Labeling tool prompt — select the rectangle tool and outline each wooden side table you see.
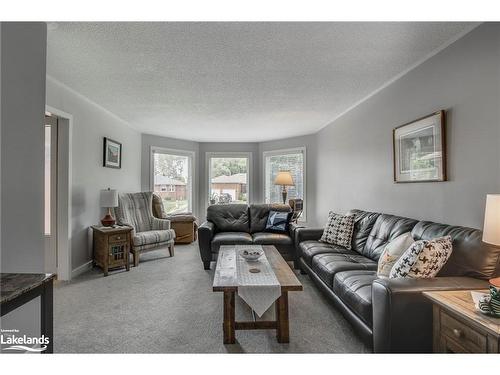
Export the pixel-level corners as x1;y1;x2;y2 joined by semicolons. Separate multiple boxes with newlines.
424;290;500;353
91;225;132;276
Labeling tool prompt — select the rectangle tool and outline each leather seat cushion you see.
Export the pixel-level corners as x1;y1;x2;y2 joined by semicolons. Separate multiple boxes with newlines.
252;232;292;246
211;232;253;252
134;229;175;246
362;214;418;261
207;204;250;232
300;240;356;267
333;270;378;326
311;252;378;287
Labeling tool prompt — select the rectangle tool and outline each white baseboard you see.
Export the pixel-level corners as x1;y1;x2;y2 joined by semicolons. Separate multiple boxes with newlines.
71;260;93;278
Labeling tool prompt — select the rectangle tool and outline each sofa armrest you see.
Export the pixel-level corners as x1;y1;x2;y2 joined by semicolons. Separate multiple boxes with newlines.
372;276;488;353
294;227;324;244
152;217;171;230
198;221;215;262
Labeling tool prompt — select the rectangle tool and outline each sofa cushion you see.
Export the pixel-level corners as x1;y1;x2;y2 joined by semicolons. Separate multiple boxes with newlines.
211;232;253;252
133;229;175;247
412;221;500;280
207;204;250;233
348;209;381;253
333;270;378;326
390;236;453;279
311;252;377;287
377;232;414;278
249;204;291;233
320;212;355;249
362;214;418;261
300;240;356;267
252;232;292;246
265;210;292;233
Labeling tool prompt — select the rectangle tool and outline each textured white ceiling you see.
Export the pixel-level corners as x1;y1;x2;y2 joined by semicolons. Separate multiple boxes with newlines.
47;22;474;142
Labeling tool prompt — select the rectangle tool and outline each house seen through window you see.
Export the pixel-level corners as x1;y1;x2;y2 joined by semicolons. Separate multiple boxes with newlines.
152;150;193;215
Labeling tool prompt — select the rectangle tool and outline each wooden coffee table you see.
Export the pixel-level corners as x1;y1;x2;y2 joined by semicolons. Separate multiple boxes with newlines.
213;245;303;344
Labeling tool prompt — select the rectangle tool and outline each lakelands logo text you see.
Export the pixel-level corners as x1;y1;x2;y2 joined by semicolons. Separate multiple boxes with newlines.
1;329;49;352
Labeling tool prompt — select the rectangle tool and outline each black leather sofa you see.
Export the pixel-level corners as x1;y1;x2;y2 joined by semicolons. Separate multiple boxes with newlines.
198;203;296;270
295;209;500;353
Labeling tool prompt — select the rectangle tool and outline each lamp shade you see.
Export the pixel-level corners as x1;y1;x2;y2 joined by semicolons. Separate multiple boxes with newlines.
274;171;294;186
483;194;500;246
100;189;118;208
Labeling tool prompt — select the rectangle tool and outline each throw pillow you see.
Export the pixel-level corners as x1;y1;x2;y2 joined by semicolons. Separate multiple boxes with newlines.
377;232;414;278
319;212;355;249
265;211;292;233
152;193;167;219
389;236;453;279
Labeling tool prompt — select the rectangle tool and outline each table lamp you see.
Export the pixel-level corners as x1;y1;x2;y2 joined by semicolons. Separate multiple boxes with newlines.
100;188;118;227
274;171;294;204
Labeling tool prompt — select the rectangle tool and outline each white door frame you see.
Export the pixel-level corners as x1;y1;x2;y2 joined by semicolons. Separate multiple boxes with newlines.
46;105;73;281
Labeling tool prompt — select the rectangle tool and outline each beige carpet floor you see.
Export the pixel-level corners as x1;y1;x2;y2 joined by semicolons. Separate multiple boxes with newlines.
54;242;370;353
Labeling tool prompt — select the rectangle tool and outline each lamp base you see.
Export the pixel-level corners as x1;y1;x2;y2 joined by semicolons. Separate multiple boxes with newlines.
281;189;287;205
101;213;116;227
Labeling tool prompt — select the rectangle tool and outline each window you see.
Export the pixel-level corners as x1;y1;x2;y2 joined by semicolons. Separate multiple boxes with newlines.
264;148;306;220
151;147;194;215
207;153;251;206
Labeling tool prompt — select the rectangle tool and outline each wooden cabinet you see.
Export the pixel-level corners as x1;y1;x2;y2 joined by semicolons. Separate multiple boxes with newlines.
424;290;500;353
91;226;132;276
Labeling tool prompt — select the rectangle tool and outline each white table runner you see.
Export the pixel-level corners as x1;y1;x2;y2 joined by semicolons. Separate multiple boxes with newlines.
235;245;281;317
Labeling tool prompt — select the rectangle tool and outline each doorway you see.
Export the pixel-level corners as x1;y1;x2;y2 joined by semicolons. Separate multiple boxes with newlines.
44;114;58;274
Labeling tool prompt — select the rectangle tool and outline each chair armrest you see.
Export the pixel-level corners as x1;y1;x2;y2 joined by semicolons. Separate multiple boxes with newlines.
152;217;171;230
198;221;215;262
372;276;488;353
294;227;324;244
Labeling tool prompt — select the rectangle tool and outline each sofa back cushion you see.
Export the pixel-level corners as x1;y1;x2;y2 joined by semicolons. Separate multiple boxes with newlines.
362;214;418;261
412;221;500;280
348;209;381;253
249;204;291;233
207;204;250;233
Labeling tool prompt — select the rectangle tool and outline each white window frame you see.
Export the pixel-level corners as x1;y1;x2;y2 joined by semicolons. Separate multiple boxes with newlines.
150;146;195;214
263;147;307;221
206;151;253;210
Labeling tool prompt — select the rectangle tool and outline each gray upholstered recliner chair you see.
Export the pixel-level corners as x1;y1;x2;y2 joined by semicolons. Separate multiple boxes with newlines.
114;192;176;266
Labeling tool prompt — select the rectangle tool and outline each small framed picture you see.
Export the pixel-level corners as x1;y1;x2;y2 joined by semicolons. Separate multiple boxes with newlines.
103;137;122;169
393;110;446;183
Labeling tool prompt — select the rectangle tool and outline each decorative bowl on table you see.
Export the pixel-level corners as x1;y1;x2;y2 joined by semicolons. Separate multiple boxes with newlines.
239;248;264;262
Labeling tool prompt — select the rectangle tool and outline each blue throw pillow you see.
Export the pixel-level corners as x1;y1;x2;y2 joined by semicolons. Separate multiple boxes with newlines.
265;211;292;233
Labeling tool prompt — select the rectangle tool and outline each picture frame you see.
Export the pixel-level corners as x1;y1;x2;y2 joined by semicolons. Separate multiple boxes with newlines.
393;110;446;183
103;137;122;169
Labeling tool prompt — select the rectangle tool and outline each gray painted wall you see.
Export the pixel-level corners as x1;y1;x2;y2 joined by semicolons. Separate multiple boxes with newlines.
0;22;47;343
46;77;142;271
315;23;500;229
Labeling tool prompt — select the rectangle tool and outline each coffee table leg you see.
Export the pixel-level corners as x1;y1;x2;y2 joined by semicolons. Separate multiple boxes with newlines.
276;291;289;343
223;291;235;344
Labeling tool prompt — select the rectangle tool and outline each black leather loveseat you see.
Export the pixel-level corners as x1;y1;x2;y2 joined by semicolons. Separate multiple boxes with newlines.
295;209;500;353
198;204;295;270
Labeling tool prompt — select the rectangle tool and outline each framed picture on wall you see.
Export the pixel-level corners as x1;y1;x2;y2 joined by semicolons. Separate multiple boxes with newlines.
393;110;446;183
103;137;122;169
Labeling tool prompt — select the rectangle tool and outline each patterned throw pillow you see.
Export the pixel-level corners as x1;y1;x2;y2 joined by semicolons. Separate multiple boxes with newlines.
377;232;414;278
389;236;453;279
319;212;355;249
265;211;292;233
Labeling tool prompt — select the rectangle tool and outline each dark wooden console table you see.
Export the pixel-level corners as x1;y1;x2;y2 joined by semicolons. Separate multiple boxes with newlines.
0;273;56;353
